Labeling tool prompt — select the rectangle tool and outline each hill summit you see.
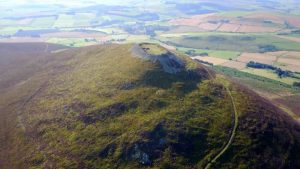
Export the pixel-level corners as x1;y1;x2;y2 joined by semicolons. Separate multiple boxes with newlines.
0;43;300;169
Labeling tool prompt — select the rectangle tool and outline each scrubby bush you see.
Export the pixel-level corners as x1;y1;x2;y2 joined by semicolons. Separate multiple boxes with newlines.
293;82;300;88
246;61;276;70
258;44;278;53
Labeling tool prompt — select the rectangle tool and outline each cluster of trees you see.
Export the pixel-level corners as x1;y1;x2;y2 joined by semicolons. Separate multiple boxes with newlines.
247;61;276;70
123;24;169;37
208;19;229;24
258;44;278;53
291;30;300;34
195;59;213;66
14;29;59;38
134;13;159;21
293;82;300;88
185;50;208;56
84;38;97;42
275;68;293;78
239;36;256;41
277;30;300;36
185;50;196;56
246;61;298;78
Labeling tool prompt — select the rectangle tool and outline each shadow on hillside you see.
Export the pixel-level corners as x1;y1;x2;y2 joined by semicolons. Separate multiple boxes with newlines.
140;65;203;94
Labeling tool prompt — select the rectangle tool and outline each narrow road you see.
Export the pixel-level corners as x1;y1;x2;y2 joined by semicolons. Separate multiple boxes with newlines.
204;87;238;169
202;65;239;169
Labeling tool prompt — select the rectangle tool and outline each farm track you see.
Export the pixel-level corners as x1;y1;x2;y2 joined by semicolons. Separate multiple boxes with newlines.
17;82;47;132
202;66;239;169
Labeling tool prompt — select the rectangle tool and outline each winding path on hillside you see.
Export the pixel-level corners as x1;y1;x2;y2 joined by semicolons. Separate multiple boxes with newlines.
17;81;48;132
202;66;239;169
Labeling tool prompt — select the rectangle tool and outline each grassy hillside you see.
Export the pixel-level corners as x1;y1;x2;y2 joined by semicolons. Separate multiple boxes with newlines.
1;43;300;169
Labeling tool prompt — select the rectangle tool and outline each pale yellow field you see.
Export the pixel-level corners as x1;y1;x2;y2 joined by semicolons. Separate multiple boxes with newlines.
265;51;289;56
237;53;277;64
277;36;300;43
198;23;221;31
282;65;300;72
217;23;240;32
191;56;228;65
243;12;286;24
242;68;299;85
278;58;300;66
169;13;216;26
283;51;300;59
237;25;280;33
221;60;246;70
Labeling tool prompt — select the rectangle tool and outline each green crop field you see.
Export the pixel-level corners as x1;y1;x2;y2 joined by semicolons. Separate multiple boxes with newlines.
0;27;20;35
30;16;57;28
73;13;96;27
241;68;300;85
46;38;94;47
0;19;19;26
213;66;300;95
53;14;74;28
217;11;254;17
176;47;241;60
160;33;300;53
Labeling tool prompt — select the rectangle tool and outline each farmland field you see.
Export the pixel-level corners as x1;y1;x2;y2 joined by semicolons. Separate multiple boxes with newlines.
73;13;96;27
221;61;246;70
213;66;300;97
192;56;228;65
160;33;300;53
53;14;74;28
46;38;95;47
236;53;277;65
242;68;300;85
30;16;56;28
176;47;240;59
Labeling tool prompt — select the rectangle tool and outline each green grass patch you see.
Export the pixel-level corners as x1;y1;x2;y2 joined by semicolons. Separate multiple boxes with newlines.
30;16;57;28
53;14;74;28
213;66;300;95
160;33;300;53
176;47;240;60
0;26;40;35
46;38;91;47
73;13;96;27
242;68;300;85
140;43;168;55
0;27;20;35
217;11;253;17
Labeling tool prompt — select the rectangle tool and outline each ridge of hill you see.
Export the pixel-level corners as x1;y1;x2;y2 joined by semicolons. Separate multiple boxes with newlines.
0;43;300;169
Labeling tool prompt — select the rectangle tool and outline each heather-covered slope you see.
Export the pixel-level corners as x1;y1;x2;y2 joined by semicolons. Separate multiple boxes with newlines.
0;43;300;169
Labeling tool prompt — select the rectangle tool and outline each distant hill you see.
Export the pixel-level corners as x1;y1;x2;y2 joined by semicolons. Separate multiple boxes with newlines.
0;43;300;169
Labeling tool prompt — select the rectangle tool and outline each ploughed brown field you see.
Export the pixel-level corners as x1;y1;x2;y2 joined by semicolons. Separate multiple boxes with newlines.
169;12;300;33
